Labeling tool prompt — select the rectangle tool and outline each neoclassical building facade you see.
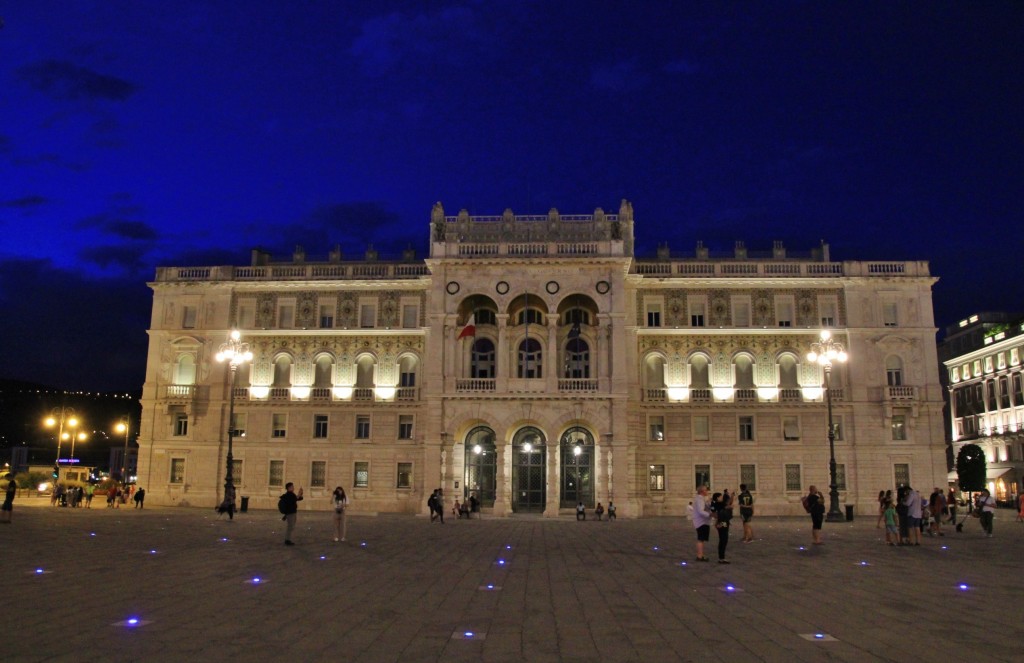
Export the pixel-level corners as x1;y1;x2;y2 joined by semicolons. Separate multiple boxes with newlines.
137;201;948;517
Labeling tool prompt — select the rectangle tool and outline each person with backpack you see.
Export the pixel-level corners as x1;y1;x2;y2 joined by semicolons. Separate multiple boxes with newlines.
278;482;303;545
803;485;825;544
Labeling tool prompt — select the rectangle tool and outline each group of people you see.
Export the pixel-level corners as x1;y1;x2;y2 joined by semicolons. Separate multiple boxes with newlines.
691;484;757;563
575;501;616;521
452;494;480;519
878;485;997;544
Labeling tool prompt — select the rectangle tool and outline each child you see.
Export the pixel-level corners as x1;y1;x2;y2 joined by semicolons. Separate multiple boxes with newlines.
883;499;898;546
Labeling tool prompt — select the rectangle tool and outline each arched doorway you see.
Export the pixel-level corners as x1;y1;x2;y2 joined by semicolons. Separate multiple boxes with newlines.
463;426;496;506
560;426;595;508
512;426;546;513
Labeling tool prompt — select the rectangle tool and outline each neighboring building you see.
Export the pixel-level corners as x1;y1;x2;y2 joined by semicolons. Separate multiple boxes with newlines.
136;201;947;516
941;313;1024;505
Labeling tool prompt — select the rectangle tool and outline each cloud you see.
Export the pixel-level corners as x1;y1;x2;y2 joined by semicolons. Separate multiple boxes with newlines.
1;195;48;209
664;59;700;75
349;7;483;76
77;212;157;241
248;201;414;259
79;244;151;271
17;59;138;101
590;59;651;92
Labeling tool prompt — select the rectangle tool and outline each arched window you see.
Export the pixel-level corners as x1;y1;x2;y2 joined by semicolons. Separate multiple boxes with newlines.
886;356;904;386
272;355;292;387
474;308;496;326
518;338;543;378
643;354;666;389
778;354;799;388
174;355;196;385
355;355;375;388
564;338;590;378
464;426;496;506
560;425;595;508
399;355;418;387
689;354;711;389
517;308;545;326
313;355;333;388
563;308;591;326
734;354;755;389
471;339;495;378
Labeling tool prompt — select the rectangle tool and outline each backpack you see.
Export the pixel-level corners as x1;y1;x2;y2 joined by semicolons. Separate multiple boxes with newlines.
278;496;287;514
801;495;811;513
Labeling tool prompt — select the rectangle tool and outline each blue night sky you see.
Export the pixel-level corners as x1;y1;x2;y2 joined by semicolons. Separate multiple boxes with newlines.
1;2;1021;392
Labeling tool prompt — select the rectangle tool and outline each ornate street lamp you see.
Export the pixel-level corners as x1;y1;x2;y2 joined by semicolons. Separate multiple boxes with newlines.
215;330;253;517
69;430;87;464
807;330;849;523
115;417;132;482
44;408;79;466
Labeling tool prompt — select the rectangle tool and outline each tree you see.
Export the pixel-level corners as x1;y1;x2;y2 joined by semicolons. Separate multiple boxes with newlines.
956;443;986;509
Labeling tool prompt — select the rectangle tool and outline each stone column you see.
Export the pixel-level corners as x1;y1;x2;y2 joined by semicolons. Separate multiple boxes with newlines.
494;440;512;516
544;438;560;517
546;314;558;393
496;314;509;391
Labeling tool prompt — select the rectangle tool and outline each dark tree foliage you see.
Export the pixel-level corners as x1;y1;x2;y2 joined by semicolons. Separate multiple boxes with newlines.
956;443;987;492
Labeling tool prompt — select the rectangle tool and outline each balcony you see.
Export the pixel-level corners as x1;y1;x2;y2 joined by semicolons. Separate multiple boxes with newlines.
269;388;289;401
353;388;374;401
780;389;803;403
735;388;757;403
161;384;201;402
311;388;331;401
690;388;712;403
887;386;916;401
396;387;419;401
456;378;496;393
559;379;598;392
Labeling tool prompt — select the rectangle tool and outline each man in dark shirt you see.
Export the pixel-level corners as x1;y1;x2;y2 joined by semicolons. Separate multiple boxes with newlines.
280;482;304;545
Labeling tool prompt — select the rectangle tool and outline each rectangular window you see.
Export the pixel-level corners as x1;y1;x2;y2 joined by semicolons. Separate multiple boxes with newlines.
1011;348;1020;365
693;416;710;442
319;304;335;329
645;300;662;327
649;416;665;441
310;461;326;488
355;415;370;439
883;302;898;327
832;415;844;441
398;415;414;440
182;306;197;329
231;459;242;487
998;353;1006;370
231;413;247;438
397;462;413;489
894;463;910;488
278;302;295;329
169;458;185;484
648;464;666;491
785;464;802;492
313;414;329;439
985;356;994;373
689;299;706;327
272;414;287;438
732;297;751;327
694;464;711;490
402;304;419;329
268;460;284;487
359;302;376;328
354;462;369;488
783;416;800;441
738;416;754;441
819;298;838;327
740;464;757;491
173;413;188;437
891;415;907;440
776;297;794;327
400;368;416;387
237;300;256;328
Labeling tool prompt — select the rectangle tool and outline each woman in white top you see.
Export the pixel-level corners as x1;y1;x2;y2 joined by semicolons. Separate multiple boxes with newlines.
332;486;349;542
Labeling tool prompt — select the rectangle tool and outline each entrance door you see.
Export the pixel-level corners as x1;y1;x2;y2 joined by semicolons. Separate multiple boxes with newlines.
560;426;594;508
464;426;496;506
511;426;546;513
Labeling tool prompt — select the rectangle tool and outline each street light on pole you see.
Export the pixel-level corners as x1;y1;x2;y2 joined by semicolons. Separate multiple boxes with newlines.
215;329;253;518
44;408;78;466
807;329;849;523
115;417;132;483
69;430;87;464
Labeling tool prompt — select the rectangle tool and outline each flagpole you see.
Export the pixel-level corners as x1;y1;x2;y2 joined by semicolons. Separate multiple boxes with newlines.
524;291;529;378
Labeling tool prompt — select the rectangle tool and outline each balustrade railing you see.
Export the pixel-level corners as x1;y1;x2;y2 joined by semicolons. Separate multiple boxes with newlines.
780;388;803;402
456;378;496;392
887;385;916;400
559;378;598;392
353;388;374;401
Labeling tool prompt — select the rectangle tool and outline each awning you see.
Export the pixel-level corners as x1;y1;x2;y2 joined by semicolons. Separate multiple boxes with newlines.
985;467;1017;482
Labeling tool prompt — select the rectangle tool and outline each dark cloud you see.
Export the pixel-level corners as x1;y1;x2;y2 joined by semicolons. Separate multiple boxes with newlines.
350;7;484;76
12;153;90;172
1;195;48;209
77;212;157;241
0;258;150;391
79;244;151;272
17;59;137;101
590;60;651;92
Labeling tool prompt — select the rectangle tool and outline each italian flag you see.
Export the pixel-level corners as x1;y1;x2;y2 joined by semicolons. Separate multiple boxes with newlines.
458;314;476;340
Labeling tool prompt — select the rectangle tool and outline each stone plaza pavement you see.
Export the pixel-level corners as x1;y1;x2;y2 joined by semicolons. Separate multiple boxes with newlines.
4;498;1023;663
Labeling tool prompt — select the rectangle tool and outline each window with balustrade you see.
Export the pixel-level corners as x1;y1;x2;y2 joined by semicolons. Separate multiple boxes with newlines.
471;339;495;378
885;356;904;387
518;339;542;378
564;338;590;379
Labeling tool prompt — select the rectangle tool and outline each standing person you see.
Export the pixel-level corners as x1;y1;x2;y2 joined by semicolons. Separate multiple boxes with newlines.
218;484;236;520
904;486;922;546
804;485;825;544
427;489;437;522
607;501;616;520
977;488;996;537
279;482;303;545
692;485;712;562
896;486;910;544
468;493;479;518
946;487;958;527
929;488;946;536
738;484;754;543
883;499;899;545
1;474;15;524
134;487;146;509
331;486;348;542
711;491;733;563
435;488;445;524
875;490;886;529
1017;493;1024;523
85;483;94;508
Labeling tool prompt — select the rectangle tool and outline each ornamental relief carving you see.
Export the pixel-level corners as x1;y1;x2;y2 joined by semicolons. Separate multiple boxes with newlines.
640;333;829;358
753;290;773;326
666;295;686;327
256;294;275;328
709;294;729;326
296;293;317;329
796;290;816;327
338;294;357;327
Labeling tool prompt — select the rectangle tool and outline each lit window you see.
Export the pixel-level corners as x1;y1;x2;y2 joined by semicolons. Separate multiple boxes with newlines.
354;462;369;488
397;462;412;489
311;461;326;488
891;415;907;441
169;458;185;484
398;415;414;440
785;464;801;492
648;465;666;491
268;461;284;487
649;416;665;441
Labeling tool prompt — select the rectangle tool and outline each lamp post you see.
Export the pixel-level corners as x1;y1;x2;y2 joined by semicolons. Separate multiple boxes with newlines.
69;430;87;464
215;330;253;518
807;330;848;523
44;407;78;467
115;418;131;482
